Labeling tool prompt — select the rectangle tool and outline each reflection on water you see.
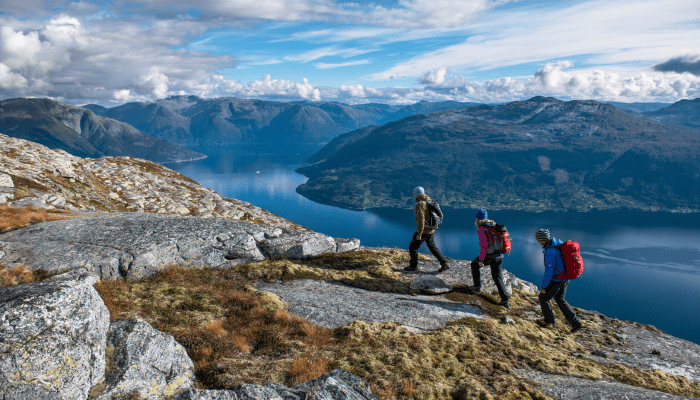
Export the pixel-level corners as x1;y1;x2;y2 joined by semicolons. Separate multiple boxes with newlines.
170;149;700;344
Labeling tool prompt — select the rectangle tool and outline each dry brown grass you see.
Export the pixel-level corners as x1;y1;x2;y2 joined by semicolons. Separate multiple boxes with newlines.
0;204;74;232
0;264;62;288
0;264;34;287
288;355;329;386
94;266;333;389
93;260;700;400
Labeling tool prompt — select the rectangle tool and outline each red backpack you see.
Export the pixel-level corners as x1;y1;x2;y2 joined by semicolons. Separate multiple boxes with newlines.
484;223;512;255
554;240;584;280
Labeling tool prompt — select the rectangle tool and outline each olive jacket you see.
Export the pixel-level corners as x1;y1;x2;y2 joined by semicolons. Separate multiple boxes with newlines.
414;194;436;236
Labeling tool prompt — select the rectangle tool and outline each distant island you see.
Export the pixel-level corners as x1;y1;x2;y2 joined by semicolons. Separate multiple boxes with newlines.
297;96;700;212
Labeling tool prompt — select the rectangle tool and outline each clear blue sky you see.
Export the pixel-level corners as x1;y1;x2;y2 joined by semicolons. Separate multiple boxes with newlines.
1;0;698;105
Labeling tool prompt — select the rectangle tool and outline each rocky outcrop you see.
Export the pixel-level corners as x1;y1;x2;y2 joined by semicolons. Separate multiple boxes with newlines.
0;133;297;228
516;369;696;400
256;279;484;332
0;269;109;400
95;320;195;400
177;369;378;400
0;213;360;280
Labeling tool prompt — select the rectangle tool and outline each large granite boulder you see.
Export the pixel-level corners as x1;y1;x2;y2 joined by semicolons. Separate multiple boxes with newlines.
177;369;378;400
0;269;109;400
96;320;195;400
0;213;360;281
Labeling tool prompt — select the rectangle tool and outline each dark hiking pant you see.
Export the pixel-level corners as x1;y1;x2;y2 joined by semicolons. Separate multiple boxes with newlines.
539;280;581;327
409;233;446;268
470;256;508;302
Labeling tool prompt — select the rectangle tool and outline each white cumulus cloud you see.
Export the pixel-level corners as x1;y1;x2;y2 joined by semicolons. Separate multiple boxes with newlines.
419;67;448;85
219;75;321;101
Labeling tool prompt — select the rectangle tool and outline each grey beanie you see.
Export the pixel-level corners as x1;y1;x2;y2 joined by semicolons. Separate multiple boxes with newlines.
535;229;551;240
413;186;425;196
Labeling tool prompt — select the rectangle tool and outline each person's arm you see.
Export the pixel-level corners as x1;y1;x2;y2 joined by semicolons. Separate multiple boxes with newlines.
478;226;488;262
414;202;426;237
541;249;555;289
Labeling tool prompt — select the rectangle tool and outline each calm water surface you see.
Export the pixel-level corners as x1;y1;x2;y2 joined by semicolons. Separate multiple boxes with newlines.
169;149;700;345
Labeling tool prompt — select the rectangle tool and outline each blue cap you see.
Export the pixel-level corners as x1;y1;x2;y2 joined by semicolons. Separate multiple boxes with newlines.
475;208;487;220
413;186;425;196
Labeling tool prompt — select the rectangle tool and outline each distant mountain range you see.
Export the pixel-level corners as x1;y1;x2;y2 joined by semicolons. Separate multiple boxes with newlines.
640;98;700;130
297;96;700;212
0;98;205;163
84;96;481;151
603;101;671;114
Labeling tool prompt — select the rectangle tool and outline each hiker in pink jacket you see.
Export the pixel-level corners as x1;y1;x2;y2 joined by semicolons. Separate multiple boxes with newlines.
470;208;509;309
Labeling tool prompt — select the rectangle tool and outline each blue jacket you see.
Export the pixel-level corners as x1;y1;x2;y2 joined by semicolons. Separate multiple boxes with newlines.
541;238;565;289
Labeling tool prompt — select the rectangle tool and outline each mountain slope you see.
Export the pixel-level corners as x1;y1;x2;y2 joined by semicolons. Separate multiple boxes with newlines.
0;98;205;163
297;97;700;211
85;96;481;151
642;98;700;130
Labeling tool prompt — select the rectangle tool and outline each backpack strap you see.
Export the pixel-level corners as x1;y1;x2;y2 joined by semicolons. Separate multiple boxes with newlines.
553;245;566;277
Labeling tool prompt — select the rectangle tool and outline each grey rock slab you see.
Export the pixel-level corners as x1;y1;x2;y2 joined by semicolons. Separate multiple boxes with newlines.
517;369;695;400
0;269;109;400
96;320;195;400
583;311;700;383
0;213;353;280
256;279;484;331
410;276;452;294
294;368;378;400
176;369;377;400
259;228;336;259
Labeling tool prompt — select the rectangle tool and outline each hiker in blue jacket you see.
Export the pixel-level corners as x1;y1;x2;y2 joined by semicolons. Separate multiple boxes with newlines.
535;229;583;333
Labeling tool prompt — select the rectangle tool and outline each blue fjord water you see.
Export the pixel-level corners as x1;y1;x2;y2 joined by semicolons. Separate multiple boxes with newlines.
168;149;700;345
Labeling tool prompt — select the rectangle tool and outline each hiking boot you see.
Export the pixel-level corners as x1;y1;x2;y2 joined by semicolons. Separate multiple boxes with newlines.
570;322;584;333
498;299;510;309
403;266;418;272
437;261;449;272
535;319;554;328
469;286;481;294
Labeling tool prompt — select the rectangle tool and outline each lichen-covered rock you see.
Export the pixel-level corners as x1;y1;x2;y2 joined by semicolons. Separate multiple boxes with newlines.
259;229;337;259
95;320;195;400
409;276;452;294
176;369;377;400
256;279;484;330
294;368;378;399
335;238;361;253
0;269;109;400
0;213;359;281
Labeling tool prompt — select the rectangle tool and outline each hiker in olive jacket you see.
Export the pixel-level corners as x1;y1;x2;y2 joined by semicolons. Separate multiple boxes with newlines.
405;186;448;272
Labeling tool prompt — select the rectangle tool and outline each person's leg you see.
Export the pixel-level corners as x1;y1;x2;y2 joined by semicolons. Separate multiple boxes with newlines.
553;280;581;327
538;281;563;324
407;235;423;270
423;233;446;264
470;257;482;288
489;257;508;302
